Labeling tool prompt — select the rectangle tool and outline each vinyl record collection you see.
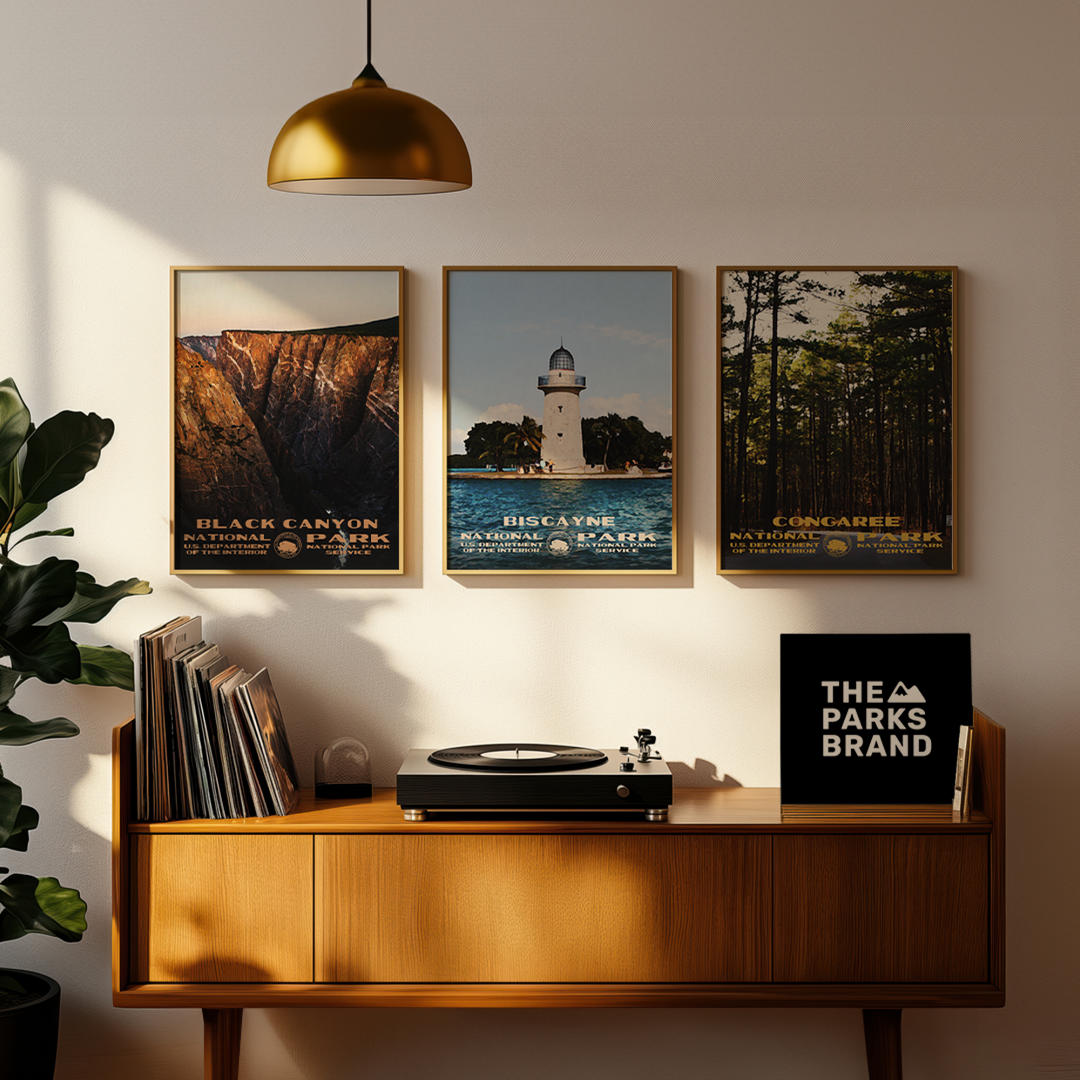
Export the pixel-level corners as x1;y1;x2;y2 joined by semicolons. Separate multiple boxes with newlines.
134;616;300;821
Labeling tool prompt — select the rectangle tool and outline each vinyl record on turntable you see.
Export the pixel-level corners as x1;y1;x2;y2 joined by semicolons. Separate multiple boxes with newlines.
397;738;672;821
428;743;607;772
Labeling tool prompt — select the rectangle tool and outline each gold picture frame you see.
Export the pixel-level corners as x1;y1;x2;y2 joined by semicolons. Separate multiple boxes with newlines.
717;267;957;575
444;266;677;575
171;266;404;574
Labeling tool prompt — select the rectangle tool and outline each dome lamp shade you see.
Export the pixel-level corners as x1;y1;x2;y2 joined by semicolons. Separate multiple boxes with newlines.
267;4;471;195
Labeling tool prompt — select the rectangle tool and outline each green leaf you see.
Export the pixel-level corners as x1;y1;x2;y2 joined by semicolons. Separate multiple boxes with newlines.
68;644;134;691
9;527;75;551
0;665;20;708
1;622;81;683
38;571;151;626
10;501;47;532
21;411;114;506
0;873;86;942
0;707;79;746
0;458;17;538
0;557;79;635
0;909;28;941
1;803;39;852
0;380;31;473
0;775;21;846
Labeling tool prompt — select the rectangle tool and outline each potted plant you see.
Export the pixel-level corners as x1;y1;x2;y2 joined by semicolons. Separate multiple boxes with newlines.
0;378;149;1079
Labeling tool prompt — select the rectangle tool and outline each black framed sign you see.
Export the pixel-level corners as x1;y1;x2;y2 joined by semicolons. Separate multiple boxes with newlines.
780;633;972;804
718;268;957;575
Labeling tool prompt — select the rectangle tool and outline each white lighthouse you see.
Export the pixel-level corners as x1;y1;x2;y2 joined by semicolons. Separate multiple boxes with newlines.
538;342;586;472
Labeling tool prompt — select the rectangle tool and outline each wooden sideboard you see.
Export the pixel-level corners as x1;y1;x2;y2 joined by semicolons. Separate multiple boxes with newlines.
112;710;1005;1080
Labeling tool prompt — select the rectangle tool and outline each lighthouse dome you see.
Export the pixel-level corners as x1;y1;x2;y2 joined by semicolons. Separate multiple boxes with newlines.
549;344;575;370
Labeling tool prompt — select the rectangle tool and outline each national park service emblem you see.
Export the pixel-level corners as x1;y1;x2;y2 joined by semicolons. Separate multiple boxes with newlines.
545;530;576;557
822;534;853;559
273;532;303;559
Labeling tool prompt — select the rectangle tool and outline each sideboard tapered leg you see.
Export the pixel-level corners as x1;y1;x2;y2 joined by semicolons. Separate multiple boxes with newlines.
862;1008;902;1080
203;1008;243;1080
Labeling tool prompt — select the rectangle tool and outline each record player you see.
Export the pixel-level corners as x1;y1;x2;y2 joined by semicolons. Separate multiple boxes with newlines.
396;729;672;821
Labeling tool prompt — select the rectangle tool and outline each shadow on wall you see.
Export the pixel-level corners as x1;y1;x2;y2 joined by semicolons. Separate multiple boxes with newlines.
260;1003;869;1080
46;582;419;1075
166;584;420;788
667;758;742;787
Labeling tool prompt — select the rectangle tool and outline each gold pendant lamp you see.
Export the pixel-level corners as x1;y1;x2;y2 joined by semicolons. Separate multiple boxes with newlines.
267;0;471;195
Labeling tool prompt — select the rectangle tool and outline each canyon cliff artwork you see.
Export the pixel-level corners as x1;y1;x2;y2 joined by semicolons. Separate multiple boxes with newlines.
172;267;403;573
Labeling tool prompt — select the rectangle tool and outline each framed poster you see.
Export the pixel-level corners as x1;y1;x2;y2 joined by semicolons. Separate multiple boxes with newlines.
443;267;677;575
780;633;972;804
172;266;403;574
717;267;957;574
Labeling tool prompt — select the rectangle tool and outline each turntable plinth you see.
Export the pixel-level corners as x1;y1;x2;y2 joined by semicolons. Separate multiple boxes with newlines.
112;711;1005;1080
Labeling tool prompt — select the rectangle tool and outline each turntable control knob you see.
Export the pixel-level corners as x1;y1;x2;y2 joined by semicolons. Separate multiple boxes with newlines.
616;784;630;798
619;761;635;772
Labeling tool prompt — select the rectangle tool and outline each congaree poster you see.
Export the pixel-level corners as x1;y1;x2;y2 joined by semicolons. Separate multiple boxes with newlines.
444;267;676;574
172;267;403;574
718;267;956;574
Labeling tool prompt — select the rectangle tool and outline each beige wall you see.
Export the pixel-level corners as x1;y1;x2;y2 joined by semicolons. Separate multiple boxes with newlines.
2;1;1077;1076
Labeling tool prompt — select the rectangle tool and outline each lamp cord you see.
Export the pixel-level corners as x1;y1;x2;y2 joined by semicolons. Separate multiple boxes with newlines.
367;0;372;68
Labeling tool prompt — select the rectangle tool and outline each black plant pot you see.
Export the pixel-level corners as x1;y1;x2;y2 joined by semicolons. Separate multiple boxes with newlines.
0;969;61;1080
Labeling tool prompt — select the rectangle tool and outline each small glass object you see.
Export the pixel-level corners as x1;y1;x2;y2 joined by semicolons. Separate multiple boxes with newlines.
315;737;372;799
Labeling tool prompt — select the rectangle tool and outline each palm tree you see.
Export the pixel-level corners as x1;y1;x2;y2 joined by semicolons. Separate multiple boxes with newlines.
503;416;542;466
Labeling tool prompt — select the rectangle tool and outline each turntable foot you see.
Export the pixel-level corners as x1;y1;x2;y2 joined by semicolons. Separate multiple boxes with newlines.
403;808;428;821
644;808;669;822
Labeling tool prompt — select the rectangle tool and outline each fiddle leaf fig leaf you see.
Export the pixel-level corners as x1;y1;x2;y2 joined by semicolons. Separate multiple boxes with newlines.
1;803;39;852
1;621;81;683
0;380;31;473
21;411;114;505
0;909;27;941
0;707;79;746
10;501;48;532
0;775;21;846
38;571;151;625
0;557;79;635
10;527;75;551
0;666;20;708
68;644;134;691
0;873;86;942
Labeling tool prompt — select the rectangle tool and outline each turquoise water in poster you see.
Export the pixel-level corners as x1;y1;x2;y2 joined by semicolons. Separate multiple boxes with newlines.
447;476;673;571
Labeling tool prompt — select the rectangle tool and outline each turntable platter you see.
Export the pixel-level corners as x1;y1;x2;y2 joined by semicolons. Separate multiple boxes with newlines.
428;743;608;772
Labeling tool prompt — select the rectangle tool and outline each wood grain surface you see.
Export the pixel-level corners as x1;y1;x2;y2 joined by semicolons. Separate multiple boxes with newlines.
112;712;1004;1012
863;1009;903;1080
203;1009;242;1080
112;721;133;993
127;785;991;836
133;834;313;983
113;980;1004;1010
316;833;771;983
973;708;1006;989
773;834;988;983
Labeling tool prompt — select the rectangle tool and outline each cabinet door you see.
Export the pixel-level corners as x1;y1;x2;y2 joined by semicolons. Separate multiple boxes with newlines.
773;835;988;983
316;834;770;983
133;834;313;983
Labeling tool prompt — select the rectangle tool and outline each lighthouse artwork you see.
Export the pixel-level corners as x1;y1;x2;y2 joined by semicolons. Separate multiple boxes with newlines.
444;266;677;574
539;341;586;472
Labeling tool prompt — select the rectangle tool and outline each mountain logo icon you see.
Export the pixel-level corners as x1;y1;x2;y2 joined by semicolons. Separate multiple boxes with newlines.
888;682;925;703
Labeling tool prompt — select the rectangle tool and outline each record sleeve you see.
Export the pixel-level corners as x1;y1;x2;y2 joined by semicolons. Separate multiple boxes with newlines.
234;668;300;816
780;632;972;804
